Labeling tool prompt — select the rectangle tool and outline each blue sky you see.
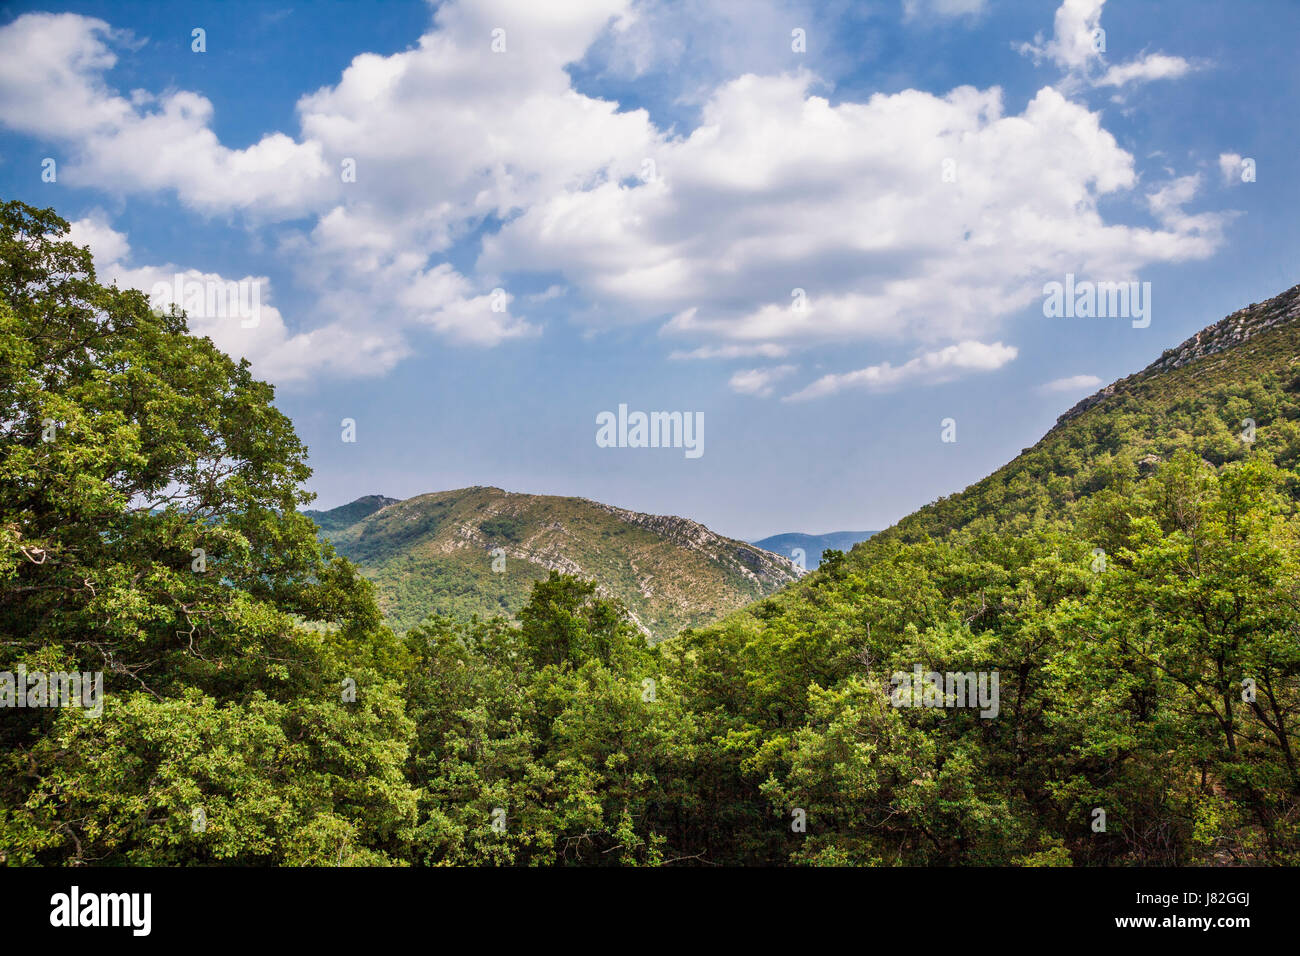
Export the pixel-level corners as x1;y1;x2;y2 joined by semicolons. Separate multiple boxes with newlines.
1;0;1296;540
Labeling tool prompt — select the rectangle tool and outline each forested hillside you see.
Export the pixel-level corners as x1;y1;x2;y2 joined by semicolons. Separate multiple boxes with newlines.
883;286;1300;544
659;282;1300;865
4;199;1297;866
397;281;1300;865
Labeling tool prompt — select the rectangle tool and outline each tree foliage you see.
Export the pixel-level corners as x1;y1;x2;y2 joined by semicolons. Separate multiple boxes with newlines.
4;198;1299;866
0;200;414;864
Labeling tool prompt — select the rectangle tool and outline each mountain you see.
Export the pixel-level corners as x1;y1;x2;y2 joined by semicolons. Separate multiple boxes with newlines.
751;531;876;569
669;281;1300;865
307;486;802;642
878;282;1300;545
304;494;399;533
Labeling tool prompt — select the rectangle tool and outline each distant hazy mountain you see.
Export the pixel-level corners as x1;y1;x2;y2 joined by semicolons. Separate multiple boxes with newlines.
751;531;877;570
306;487;802;642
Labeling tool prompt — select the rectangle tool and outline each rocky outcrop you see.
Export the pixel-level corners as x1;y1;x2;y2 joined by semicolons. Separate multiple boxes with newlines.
1057;283;1300;427
591;501;802;589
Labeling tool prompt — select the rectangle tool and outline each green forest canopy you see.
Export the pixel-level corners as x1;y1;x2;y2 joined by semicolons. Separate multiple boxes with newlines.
2;198;1298;865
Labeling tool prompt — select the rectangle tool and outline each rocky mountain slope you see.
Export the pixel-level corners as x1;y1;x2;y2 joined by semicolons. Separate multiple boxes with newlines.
1058;283;1300;426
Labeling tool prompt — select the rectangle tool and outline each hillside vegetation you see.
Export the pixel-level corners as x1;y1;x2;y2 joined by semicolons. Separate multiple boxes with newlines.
659;283;1300;864
884;287;1300;544
308;486;801;642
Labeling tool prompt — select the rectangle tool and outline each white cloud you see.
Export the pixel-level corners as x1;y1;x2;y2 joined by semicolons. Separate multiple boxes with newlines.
580;0;840;102
486;77;1227;351
0;13;130;139
282;204;536;350
784;341;1018;401
66;212;130;268
729;365;796;397
68;213;463;383
1;6;556;369
1017;0;1105;74
1018;0;1199;91
0;4;648;219
1038;373;1103;393
1144;174;1229;254
293;0;655;243
0;5;648;242
0;14;331;216
2;0;1232;395
1097;53;1193;87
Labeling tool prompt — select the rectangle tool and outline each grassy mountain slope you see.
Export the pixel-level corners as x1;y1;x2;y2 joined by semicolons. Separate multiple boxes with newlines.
309;486;801;641
752;531;877;569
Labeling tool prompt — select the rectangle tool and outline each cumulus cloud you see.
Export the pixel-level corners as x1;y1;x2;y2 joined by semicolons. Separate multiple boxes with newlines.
487;76;1226;352
1;0;1229;396
1018;0;1199;91
281;204;535;350
1038;373;1103;393
0;14;331;216
67;213;500;383
292;0;656;251
2;5;551;368
1018;0;1108;74
0;5;652;221
784;341;1018;401
729;365;797;397
65;212;130;268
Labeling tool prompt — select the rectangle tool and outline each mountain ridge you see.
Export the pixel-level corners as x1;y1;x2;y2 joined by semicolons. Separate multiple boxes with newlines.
1057;283;1300;427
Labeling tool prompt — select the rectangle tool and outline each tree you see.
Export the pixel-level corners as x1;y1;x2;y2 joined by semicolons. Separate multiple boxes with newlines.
0;199;415;864
404;576;684;865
